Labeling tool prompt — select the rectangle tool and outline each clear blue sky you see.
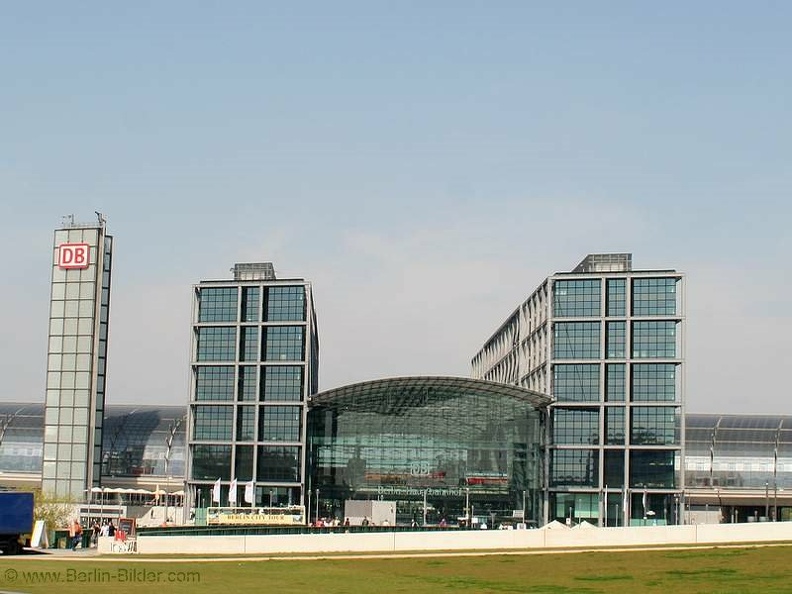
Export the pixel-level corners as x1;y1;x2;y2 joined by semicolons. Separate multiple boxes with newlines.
1;2;790;413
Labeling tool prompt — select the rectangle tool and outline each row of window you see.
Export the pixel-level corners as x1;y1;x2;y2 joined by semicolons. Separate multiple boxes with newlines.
553;363;678;402
191;444;300;482
553;407;680;445
553;278;678;318
553;321;677;359
550;449;676;488
196;326;305;362
194;365;304;402
193;405;303;442
198;286;306;323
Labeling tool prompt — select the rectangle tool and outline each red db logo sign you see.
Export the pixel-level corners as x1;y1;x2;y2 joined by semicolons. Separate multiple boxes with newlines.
58;243;90;269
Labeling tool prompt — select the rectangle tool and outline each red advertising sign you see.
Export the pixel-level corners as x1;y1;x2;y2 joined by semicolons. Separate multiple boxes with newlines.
58;243;90;269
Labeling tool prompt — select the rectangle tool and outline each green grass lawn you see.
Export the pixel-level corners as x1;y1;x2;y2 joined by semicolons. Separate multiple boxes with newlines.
2;545;791;593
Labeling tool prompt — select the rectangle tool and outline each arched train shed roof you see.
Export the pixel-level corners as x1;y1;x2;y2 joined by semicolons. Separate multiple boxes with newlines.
310;376;551;411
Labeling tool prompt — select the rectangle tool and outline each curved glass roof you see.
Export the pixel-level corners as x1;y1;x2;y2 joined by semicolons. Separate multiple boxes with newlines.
0;403;186;479
311;376;551;411
685;414;792;489
0;404;46;473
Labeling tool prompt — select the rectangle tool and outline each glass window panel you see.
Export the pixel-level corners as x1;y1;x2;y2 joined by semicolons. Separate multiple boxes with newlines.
236;406;256;441
632;321;676;358
553;409;599;445
238;366;257;401
630;450;676;488
261;366;304;402
604;450;625;488
553;322;600;359
553;279;601;317
235;445;255;481
553;364;600;402
264;286;306;322
259;406;302;441
605;408;625;445
198;287;238;322
194;366;235;401
191;445;232;480
239;326;259;362
193;405;234;441
605;321;626;359
606;279;626;317
257;446;301;482
632;277;678;316
631;407;679;445
631;364;677;401
241;287;260;322
196;327;237;362
550;449;598;488
263;327;304;362
606;364;625;402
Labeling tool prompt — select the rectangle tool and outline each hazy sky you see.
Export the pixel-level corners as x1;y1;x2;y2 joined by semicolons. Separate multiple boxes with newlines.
1;2;790;414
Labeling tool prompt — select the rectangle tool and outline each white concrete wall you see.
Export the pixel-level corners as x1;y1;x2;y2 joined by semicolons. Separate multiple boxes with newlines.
129;522;792;556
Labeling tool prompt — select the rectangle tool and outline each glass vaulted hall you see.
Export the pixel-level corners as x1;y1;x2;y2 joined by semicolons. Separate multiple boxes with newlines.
308;377;550;527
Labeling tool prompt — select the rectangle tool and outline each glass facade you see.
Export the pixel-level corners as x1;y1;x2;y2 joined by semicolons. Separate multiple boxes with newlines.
473;256;684;526
309;377;549;526
6;404;792;526
187;266;319;511
42;221;112;499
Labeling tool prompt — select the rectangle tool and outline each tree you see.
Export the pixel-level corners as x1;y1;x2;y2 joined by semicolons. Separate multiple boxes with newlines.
32;488;76;531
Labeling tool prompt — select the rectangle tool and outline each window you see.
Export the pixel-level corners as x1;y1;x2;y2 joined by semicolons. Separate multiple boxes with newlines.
237;366;257;401
632;278;677;316
195;366;234;401
239;327;259;362
198;288;238;322
261;366;304;401
263;327;304;361
630;450;676;488
606;278;626;316
553;322;601;359
605;364;625;402
236;406;256;441
553;409;599;445
605;408;625;445
631;407;679;445
265;286;305;322
631;364;677;401
553;280;601;317
550;449;598;487
241;287;260;322
632;321;676;358
257;446;301;482
196;327;236;362
553;365;600;402
259;406;302;441
193;405;233;441
191;445;232;480
605;321;626;359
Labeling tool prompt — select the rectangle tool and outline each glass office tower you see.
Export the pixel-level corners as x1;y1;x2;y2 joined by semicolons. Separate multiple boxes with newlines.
186;263;319;514
472;254;685;526
42;215;113;499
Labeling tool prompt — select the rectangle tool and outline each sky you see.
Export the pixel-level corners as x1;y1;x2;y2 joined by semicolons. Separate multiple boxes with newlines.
1;2;790;414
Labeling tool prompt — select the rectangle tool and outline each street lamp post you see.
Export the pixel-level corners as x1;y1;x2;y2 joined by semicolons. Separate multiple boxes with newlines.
765;481;770;520
315;488;319;524
465;488;470;529
269;489;274;508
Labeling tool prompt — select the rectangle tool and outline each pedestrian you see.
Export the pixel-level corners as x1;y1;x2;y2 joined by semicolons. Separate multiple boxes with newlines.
91;521;100;547
69;519;83;550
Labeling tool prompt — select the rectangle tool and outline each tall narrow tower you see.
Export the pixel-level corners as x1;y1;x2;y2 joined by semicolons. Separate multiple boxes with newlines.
186;263;319;516
472;254;685;526
42;214;113;499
